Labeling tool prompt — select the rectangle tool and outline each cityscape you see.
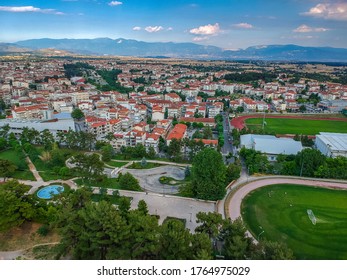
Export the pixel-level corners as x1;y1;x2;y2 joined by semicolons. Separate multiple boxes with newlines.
0;0;347;263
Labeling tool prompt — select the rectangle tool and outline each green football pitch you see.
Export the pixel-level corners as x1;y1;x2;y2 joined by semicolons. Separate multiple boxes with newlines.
241;184;347;259
245;118;347;135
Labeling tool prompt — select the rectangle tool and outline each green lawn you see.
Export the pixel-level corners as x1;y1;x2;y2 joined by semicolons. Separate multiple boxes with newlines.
105;160;129;168
241;184;347;259
245;118;347;135
127;162;162;169
0;149;35;181
74;178;122;190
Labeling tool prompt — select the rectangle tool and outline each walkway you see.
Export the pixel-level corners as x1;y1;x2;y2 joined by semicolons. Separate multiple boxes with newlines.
25;156;43;181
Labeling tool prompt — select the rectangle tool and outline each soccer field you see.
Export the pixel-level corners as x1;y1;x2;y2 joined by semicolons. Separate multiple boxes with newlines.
241;184;347;259
245;118;347;135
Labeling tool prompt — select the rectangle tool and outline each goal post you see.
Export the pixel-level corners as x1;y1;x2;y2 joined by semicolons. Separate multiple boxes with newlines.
307;209;317;225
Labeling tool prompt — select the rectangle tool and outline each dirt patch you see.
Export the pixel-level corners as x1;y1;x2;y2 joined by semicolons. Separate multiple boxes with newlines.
0;222;60;251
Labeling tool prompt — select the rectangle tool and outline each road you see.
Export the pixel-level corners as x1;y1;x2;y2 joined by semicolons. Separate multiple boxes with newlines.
220;112;233;158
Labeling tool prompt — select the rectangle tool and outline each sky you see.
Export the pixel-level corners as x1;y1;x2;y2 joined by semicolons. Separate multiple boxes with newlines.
0;0;346;49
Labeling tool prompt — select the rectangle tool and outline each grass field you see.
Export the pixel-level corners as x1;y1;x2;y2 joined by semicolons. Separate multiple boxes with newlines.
241;184;347;260
105;160;129;168
0;149;35;180
245;118;347;135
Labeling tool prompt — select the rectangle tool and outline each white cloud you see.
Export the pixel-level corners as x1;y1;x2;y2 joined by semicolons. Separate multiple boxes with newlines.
108;1;123;6
303;3;347;21
167;27;173;31
192;36;209;42
233;22;254;29
144;26;164;33
189;23;220;35
132;26;142;31
0;6;64;14
293;24;329;33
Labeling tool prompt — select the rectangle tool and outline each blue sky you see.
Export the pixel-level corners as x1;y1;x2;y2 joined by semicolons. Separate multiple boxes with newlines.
0;0;346;49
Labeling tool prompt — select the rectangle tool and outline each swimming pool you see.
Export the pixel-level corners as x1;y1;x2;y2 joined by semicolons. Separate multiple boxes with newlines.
37;185;64;199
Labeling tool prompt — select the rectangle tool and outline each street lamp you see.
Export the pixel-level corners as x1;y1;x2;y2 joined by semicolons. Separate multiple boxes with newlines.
258;230;265;240
189;212;192;222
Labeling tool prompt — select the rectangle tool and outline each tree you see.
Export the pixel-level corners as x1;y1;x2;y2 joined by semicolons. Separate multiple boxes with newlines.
71;108;85;120
195;212;224;240
71;153;104;184
147;146;156;159
101;144;114;162
118;172;141;191
141;157;147;167
220;218;254;260
167;138;182;161
225;163;241;183
158;220;192;260
236;106;244;113
190;148;226;200
202;126;213;139
0;159;17;181
39;129;55;150
299;104;306;112
296;149;325;177
254;240;295;260
0;180;35;231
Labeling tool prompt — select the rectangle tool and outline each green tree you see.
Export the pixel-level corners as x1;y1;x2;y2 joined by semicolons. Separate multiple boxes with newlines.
167;138;182;161
220;218;254;260
254;240;295;260
147;146;156;159
225;163;241;183
195;212;224;240
101;144;114;162
202;126;213;139
0;159;17;181
191;148;226;200
296;149;325;177
158;220;192;260
39;129;55;150
118;172;142;191
71;153;104;184
0;180;35;231
71;108;85;120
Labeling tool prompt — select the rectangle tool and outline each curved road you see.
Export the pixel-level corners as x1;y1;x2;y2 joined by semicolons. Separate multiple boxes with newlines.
227;178;347;221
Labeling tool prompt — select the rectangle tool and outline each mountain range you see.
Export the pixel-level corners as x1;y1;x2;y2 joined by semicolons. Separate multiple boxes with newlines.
1;38;347;62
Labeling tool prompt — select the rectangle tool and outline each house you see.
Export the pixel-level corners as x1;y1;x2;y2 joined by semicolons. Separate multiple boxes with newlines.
166;124;187;145
151;105;165;121
145;133;161;153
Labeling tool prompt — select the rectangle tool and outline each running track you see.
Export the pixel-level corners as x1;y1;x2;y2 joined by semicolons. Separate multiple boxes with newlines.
227;178;347;221
231;114;347;130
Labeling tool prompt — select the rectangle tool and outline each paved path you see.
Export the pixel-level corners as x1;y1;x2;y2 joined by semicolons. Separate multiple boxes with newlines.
123;165;185;194
25;156;43;181
116;189;216;232
226;177;347;221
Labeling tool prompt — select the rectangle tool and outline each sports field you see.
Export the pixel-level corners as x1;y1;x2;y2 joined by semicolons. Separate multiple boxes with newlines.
241;184;347;259
245;118;347;135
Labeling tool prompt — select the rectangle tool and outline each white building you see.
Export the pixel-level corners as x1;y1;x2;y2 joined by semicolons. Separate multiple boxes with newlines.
0;117;76;138
315;132;347;158
241;134;303;161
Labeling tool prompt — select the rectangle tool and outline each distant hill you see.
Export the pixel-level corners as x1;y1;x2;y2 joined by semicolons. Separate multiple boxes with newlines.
0;43;31;54
5;38;347;61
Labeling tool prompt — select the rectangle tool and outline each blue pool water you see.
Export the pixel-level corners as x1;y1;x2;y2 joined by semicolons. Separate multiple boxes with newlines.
37;185;64;199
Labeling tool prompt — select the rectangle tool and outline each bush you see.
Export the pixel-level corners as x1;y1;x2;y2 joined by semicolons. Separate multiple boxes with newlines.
37;224;49;236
